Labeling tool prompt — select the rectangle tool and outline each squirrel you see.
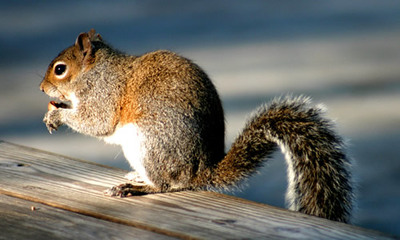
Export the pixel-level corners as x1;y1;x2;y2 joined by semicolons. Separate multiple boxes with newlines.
40;29;353;223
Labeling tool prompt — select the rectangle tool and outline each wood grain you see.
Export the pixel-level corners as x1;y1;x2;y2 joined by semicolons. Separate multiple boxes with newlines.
0;194;175;240
0;141;397;239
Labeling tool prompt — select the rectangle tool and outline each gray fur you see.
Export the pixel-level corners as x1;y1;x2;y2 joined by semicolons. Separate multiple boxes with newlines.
214;96;353;222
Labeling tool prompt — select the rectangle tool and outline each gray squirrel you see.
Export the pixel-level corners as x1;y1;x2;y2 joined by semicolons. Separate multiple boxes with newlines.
40;29;353;222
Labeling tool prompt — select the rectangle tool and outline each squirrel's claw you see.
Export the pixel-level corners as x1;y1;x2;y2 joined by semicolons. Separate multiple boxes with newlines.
46;124;58;134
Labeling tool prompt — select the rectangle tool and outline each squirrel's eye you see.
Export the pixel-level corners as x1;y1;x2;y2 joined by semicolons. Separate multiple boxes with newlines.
54;64;67;76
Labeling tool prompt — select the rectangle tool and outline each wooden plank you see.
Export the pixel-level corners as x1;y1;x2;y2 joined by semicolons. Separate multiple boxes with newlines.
0;141;397;239
0;194;175;240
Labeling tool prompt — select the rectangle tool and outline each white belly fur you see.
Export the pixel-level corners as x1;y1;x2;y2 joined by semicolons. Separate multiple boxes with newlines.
103;123;153;185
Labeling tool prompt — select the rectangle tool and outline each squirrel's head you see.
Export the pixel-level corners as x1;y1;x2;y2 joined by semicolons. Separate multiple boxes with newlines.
40;29;103;102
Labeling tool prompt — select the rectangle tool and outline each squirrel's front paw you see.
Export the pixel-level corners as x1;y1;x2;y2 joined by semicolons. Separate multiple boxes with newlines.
43;110;63;134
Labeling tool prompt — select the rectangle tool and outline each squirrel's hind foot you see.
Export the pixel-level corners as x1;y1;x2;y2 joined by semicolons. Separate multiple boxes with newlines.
104;183;159;197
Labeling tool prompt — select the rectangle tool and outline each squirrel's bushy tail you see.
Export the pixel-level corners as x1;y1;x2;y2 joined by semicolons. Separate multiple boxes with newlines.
211;96;353;222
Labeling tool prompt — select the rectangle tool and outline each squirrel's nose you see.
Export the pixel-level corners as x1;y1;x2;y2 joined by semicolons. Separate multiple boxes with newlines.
39;82;45;92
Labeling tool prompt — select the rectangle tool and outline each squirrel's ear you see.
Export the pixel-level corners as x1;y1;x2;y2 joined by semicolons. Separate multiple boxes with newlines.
88;29;103;42
75;32;93;59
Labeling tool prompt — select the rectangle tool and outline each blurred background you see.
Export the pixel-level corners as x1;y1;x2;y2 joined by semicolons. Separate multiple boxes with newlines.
1;0;399;236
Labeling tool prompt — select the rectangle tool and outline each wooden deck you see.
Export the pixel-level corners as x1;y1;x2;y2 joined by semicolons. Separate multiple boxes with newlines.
0;140;397;240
